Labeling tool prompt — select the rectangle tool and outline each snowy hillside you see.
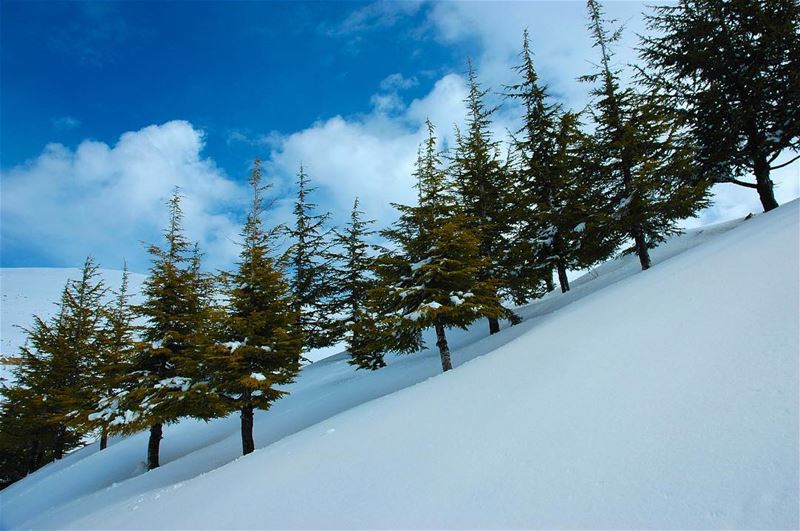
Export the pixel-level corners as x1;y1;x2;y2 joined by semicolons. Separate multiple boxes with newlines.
1;202;798;529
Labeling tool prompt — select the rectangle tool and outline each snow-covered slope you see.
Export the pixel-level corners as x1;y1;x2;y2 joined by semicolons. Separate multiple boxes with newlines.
2;202;797;529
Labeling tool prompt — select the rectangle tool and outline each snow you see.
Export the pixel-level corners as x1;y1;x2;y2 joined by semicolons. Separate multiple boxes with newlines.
249;373;266;382
1;202;798;529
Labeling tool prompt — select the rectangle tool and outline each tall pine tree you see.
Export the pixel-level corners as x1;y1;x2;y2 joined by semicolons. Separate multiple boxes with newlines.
380;121;505;371
100;190;224;470
450;61;517;333
507;31;614;293
581;0;709;270
284;165;335;353
217;160;302;455
638;0;800;212
328;198;383;370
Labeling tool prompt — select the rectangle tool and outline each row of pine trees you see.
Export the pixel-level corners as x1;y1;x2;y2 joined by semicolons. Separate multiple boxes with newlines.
1;0;797;489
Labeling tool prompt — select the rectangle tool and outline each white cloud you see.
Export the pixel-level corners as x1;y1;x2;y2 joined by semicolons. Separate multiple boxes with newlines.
380;73;418;91
266;74;469;232
1;120;245;272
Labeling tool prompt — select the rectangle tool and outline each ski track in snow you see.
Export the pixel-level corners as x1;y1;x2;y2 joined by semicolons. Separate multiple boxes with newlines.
1;201;797;529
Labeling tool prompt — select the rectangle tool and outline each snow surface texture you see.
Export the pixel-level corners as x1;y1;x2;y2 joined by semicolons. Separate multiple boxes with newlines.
1;202;798;529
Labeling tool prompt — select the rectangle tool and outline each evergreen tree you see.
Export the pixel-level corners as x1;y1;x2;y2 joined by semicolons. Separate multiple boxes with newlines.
99;190;223;470
506;31;616;293
380;121;505;372
328;198;384;370
217;160;302;455
284;165;335;352
83;266;137;450
581;0;710;270
450;61;518;333
639;0;800;212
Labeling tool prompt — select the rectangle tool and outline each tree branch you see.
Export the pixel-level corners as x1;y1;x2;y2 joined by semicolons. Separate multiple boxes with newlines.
770;153;800;170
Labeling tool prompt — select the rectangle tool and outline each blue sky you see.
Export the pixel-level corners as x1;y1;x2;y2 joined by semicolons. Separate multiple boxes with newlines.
2;1;798;272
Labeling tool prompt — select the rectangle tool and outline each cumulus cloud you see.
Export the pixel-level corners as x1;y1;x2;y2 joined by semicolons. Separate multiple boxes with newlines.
1;120;245;272
266;73;470;232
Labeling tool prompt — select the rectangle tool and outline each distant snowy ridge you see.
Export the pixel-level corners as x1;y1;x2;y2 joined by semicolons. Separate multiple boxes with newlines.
1;202;797;529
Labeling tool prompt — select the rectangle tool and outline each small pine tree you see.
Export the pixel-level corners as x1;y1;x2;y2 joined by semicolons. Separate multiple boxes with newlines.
284;165;335;353
104;190;224;470
216;160;302;455
450;61;518;333
581;0;710;270
328;198;383;370
638;0;800;212
381;121;505;372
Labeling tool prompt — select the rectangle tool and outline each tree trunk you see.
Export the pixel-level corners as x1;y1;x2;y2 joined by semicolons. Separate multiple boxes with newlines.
544;271;555;292
27;438;41;473
241;405;255;455
754;155;779;212
488;317;500;335
434;320;453;372
556;261;570;293
100;425;108;450
53;423;66;460
147;423;163;470
632;225;651;271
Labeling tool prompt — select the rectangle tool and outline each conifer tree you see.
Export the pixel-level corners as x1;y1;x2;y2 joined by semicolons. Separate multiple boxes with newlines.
581;0;710;271
638;0;799;212
217;160;302;455
100;190;223;470
328;198;383;369
507;31;615;292
450;62;517;333
284;165;335;352
82;266;137;450
381;121;505;372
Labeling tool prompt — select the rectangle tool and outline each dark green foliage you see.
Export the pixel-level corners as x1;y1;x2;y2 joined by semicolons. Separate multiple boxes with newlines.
582;0;710;270
102;190;223;468
328;198;384;370
0;258;109;486
507;31;616;293
284;166;335;352
379;121;506;371
638;0;800;212
450;62;518;331
216;160;302;455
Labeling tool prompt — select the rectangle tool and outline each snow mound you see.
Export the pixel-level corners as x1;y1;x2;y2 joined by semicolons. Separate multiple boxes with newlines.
1;202;797;529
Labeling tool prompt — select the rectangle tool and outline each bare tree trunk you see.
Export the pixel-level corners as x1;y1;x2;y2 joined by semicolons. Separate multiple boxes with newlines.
147;423;162;470
632;224;651;270
434;320;453;372
100;425;108;450
488;317;500;335
53;424;66;460
754;154;779;212
241;405;255;455
556;261;570;293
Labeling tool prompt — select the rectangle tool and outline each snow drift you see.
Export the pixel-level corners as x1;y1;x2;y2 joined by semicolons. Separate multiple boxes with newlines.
1;201;797;529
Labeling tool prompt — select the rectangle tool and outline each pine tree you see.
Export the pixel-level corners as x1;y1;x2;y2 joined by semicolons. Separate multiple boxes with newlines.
84;266;137;450
581;0;710;271
101;190;224;470
328;198;384;369
639;0;799;212
380;121;505;372
284;165;335;352
506;31;616;293
450;61;518;333
216;160;302;455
